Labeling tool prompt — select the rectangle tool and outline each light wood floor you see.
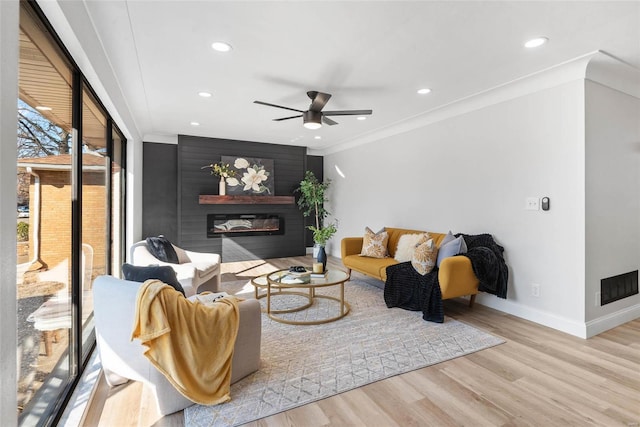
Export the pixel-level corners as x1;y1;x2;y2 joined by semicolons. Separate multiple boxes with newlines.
84;255;640;426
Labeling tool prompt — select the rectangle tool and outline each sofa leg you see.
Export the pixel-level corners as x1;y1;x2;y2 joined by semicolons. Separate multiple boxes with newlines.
469;294;476;308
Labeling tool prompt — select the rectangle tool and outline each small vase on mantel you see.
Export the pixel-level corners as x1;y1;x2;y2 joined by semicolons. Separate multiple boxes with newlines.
219;178;226;196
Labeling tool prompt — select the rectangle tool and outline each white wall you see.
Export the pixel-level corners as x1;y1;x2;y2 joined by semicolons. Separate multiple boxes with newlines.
585;80;640;329
325;79;589;336
0;1;19;424
326;54;640;338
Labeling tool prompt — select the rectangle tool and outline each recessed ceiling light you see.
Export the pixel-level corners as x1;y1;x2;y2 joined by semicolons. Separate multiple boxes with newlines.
198;92;212;98
314;135;322;140
190;121;200;126
35;106;52;111
417;88;431;95
357;116;367;121
524;37;548;48
211;41;232;52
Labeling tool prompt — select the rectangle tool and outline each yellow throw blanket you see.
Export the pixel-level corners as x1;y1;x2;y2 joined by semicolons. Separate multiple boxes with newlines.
131;279;240;405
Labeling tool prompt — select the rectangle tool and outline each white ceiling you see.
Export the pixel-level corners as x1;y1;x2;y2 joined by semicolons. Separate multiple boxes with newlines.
83;1;640;152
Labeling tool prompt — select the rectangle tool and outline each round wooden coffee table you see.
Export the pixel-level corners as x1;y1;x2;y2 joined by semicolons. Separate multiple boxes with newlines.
252;269;351;325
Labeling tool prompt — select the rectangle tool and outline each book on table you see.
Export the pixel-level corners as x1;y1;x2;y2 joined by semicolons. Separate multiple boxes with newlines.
286;270;311;277
310;270;328;278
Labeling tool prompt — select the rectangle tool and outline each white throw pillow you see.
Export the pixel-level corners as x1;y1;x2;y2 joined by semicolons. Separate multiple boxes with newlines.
394;233;429;262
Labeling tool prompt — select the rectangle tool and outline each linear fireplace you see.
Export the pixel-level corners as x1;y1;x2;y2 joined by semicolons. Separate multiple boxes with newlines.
207;213;284;238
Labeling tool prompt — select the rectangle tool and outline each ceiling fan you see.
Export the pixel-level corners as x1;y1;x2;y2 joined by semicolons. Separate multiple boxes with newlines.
254;91;372;130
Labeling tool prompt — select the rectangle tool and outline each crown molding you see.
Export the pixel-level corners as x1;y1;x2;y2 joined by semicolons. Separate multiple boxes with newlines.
143;134;178;144
586;51;640;99
322;51;639;156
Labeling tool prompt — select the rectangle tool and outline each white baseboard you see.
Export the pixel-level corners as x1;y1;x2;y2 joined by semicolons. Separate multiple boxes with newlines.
474;294;588;338
585;303;640;338
474;295;640;339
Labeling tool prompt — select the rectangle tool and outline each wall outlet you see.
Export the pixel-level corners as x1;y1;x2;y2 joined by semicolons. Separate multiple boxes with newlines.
595;291;601;306
526;197;540;211
531;283;540;297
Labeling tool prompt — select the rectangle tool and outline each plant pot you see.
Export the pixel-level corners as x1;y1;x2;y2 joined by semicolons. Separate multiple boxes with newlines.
312;243;322;258
316;245;327;271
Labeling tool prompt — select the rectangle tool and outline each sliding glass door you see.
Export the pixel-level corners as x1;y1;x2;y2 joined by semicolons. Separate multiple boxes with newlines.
16;1;126;424
16;2;75;421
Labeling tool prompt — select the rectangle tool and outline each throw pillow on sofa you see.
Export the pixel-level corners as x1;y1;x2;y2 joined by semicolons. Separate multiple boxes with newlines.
436;231;468;267
360;227;389;258
395;233;429;262
411;237;438;275
145;235;179;264
122;263;186;296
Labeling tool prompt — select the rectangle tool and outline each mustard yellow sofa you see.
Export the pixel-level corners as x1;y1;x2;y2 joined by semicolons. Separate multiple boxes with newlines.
341;227;479;305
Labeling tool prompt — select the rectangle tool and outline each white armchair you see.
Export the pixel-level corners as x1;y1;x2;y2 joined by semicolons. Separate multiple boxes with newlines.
93;275;262;415
130;240;221;297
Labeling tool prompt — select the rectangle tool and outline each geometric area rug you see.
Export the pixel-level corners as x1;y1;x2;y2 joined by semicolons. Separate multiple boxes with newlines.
184;278;504;426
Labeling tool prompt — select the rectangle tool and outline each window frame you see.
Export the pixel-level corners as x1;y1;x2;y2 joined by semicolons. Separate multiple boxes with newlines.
17;1;127;424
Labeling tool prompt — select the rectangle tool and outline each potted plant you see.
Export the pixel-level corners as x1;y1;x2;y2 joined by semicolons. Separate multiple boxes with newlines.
296;171;338;265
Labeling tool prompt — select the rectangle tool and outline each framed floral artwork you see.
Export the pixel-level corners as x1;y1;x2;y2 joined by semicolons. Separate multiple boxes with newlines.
222;156;274;195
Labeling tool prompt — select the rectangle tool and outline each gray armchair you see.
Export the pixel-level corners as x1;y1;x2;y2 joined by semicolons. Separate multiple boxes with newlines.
130;240;221;296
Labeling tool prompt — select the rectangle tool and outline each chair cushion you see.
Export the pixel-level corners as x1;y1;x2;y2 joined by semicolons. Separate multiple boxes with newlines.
145;235;179;263
343;254;398;280
122;263;185;296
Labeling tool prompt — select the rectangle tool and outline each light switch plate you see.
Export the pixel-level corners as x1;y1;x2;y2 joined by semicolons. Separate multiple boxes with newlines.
526;197;540;210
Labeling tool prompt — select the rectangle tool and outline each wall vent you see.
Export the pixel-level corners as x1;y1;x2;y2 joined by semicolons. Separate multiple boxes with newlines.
601;270;638;305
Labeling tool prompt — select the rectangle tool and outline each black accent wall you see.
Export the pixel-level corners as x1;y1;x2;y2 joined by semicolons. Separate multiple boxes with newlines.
177;135;309;261
142;142;178;242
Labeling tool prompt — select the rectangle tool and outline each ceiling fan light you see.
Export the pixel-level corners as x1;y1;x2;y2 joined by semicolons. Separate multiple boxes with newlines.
304;122;322;130
303;110;322;130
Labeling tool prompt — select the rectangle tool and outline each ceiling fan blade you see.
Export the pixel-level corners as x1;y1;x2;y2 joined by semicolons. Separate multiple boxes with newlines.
323;109;372;116
273;114;303;121
254;100;304;113
308;91;332;112
322;116;338;126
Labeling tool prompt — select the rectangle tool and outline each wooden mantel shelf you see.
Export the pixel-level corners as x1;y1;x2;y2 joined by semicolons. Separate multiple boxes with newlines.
199;195;295;205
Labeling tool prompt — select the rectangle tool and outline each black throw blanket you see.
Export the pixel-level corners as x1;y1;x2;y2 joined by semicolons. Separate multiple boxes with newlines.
456;233;508;299
384;262;444;323
383;233;508;323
